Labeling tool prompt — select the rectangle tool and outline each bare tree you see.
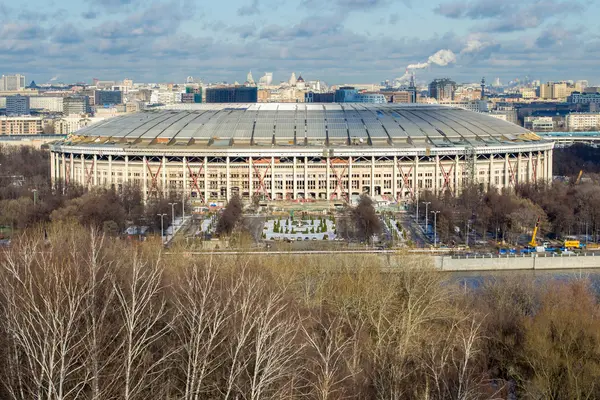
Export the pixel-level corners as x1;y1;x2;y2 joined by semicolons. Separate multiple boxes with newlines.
216;195;243;236
172;260;238;400
0;230;92;399
301;315;355;400
352;195;381;243
112;251;174;400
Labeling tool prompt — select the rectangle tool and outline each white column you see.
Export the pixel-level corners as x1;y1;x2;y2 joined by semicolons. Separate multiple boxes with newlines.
413;156;419;197
293;156;297;200
182;156;187;198
69;153;74;185
81;155;85;186
326;157;331;200
454;154;459;195
204;156;208;202
535;151;545;180
304;156;308;199
61;153;66;185
93;154;98;186
271;156;275;200
162;156;167;197
108;155;113;187
249;157;253;198
392;155;398;200
517;153;522;185
546;149;553;183
489;154;494;187
143;155;148;202
528;152;533;183
124;155;129;187
504;155;509;189
370;156;375;196
434;155;439;194
226;156;231;201
50;152;55;185
348;156;353;198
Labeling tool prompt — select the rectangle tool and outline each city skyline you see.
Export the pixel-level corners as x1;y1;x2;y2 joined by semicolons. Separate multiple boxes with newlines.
1;0;599;84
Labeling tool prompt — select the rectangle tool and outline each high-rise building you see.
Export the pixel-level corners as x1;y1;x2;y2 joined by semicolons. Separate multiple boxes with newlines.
6;95;30;115
0;74;26;91
258;73;273;86
334;87;386;103
539;82;553;99
63;96;90;116
540;81;571;100
95;90;123;106
182;86;203;104
205;86;258;103
30;96;64;113
428;78;456;101
305;92;334;103
408;74;417;103
552;82;568;99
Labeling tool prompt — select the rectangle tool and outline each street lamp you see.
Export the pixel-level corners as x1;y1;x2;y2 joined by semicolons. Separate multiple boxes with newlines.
431;210;441;247
422;201;431;234
181;193;186;222
466;219;471;247
415;192;420;224
157;213;167;243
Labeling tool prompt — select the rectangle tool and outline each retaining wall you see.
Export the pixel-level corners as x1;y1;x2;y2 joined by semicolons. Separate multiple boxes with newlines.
434;254;600;272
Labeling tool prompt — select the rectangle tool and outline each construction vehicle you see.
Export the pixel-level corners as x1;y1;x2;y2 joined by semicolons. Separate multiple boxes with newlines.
523;218;549;253
528;217;541;248
575;170;584;185
564;240;584;250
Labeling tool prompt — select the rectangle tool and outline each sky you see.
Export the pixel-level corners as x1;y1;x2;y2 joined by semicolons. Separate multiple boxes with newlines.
0;0;599;85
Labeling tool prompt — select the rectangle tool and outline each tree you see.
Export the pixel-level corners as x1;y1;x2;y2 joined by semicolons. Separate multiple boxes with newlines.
352;195;382;242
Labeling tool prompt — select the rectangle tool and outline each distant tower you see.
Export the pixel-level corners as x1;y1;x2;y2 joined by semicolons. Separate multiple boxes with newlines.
408;72;417;103
247;71;255;85
480;77;486;100
289;72;297;86
186;76;195;84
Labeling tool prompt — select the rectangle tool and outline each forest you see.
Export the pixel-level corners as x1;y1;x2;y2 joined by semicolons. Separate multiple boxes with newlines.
0;223;599;399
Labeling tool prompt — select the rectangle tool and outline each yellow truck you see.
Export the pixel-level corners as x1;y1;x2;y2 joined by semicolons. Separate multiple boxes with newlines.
564;240;582;250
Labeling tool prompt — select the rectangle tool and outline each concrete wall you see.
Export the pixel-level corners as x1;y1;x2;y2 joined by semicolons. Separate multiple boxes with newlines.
435;253;600;272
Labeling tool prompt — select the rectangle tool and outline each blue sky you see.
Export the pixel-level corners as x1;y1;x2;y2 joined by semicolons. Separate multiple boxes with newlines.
0;0;598;85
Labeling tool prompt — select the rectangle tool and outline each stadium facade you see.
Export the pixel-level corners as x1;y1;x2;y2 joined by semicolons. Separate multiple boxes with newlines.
49;103;554;203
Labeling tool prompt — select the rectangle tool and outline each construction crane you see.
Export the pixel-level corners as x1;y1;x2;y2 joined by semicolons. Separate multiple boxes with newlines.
575;169;584;185
528;217;540;247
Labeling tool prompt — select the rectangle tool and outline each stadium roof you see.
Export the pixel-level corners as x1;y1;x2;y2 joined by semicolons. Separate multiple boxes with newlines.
67;103;538;148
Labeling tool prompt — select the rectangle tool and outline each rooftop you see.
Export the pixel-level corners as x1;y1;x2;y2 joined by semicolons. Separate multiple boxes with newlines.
62;103;539;149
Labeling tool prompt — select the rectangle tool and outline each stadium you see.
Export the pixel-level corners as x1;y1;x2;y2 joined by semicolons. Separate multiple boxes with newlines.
49;103;554;204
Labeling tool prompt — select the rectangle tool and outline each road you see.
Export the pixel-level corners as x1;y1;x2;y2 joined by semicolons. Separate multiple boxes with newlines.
400;213;427;247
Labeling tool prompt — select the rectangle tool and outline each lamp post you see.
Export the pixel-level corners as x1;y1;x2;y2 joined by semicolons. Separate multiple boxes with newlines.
431;210;440;247
157;213;167;244
466;219;471;247
181;193;186;222
415;192;419;224
423;201;431;234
